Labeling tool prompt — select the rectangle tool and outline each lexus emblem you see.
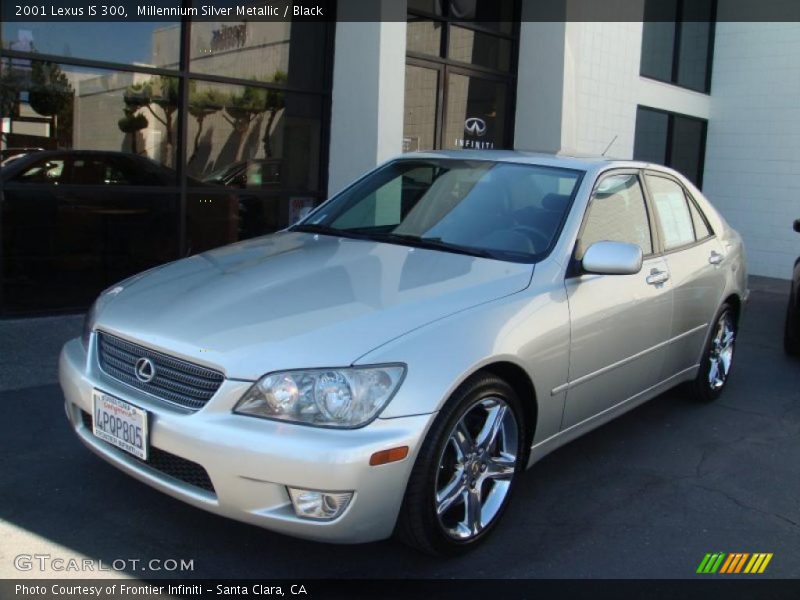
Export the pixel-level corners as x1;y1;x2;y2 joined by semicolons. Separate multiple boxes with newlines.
134;357;156;383
464;117;487;137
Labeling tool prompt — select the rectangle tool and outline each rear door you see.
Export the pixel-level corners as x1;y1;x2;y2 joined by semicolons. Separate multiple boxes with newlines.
643;172;727;378
562;171;673;428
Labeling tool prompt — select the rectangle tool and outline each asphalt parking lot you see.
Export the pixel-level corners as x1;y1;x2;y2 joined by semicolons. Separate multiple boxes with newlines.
1;276;798;579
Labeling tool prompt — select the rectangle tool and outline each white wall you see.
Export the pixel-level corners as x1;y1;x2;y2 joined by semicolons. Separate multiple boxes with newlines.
514;17;658;160
703;22;800;279
515;2;645;158
561;21;643;158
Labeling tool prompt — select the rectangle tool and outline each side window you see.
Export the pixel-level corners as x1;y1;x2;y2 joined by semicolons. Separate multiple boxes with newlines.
645;174;696;250
688;196;713;239
13;158;67;184
578;174;653;258
71;157;130;185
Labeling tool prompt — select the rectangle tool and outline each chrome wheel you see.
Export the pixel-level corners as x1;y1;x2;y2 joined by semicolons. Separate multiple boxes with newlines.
434;397;519;540
708;313;735;390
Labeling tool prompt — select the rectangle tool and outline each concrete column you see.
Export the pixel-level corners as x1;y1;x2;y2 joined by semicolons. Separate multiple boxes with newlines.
513;19;567;153
327;0;407;196
514;0;644;158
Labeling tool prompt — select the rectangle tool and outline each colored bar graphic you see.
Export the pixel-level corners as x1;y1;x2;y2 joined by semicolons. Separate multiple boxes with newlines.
701;553;720;574
719;554;736;574
745;554;761;573
721;553;740;573
700;552;773;575
698;553;727;574
711;553;726;573
697;554;713;573
758;553;773;573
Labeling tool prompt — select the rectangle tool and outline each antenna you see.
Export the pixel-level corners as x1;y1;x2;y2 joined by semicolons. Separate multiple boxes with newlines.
602;135;618;157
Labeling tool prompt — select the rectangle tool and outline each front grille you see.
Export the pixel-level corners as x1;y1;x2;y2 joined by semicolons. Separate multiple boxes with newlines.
97;332;223;410
80;410;215;494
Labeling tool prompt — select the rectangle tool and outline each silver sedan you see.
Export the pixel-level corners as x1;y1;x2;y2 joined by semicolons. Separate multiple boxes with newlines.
60;151;747;554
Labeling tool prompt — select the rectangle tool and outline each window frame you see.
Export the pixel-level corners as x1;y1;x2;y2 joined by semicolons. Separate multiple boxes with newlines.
405;2;521;152
633;105;708;188
0;15;336;316
571;169;660;274
641;170;717;256
639;0;717;94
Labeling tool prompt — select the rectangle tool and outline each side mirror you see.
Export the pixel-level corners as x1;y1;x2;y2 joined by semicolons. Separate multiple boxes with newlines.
582;241;643;275
793;219;799;233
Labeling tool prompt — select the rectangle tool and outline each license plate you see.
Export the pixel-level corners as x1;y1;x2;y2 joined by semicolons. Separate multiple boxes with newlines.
92;390;149;460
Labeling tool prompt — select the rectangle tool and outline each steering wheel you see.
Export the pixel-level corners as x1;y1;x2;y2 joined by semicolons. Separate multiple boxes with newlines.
511;225;550;252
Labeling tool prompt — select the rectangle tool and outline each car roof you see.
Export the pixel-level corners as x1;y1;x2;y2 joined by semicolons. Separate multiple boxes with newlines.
394;149;668;175
12;149;144;159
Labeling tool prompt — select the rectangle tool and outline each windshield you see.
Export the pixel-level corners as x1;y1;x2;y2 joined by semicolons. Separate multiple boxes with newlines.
293;159;583;262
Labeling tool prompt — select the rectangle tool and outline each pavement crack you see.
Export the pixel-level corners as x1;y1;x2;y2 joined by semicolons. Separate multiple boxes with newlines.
713;402;774;420
691;483;800;530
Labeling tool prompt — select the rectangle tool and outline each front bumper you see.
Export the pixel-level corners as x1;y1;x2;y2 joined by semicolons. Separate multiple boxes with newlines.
59;336;431;543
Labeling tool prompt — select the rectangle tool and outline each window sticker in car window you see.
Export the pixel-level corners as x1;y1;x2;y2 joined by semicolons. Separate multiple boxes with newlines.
646;176;695;249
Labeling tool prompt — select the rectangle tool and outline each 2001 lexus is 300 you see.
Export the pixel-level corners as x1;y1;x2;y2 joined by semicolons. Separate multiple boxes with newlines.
61;151;748;554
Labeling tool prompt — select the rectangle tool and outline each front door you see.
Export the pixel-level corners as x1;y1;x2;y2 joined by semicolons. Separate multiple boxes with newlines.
562;172;673;428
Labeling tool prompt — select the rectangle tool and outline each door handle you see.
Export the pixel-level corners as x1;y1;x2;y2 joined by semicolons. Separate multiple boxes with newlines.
709;251;724;265
646;269;670;285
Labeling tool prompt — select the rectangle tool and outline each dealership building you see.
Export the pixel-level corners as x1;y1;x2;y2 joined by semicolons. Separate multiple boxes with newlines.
1;0;798;315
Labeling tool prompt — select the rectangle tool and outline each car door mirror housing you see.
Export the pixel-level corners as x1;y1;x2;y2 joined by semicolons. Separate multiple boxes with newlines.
793;218;799;233
582;241;643;275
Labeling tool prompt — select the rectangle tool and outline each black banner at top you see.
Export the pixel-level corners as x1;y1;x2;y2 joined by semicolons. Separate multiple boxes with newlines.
1;0;800;23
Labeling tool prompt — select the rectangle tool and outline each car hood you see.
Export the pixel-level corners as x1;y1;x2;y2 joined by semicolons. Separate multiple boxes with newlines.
96;232;534;380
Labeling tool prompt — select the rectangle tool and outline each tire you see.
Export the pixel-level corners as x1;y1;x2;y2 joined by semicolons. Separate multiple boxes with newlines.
784;290;800;356
689;304;737;402
396;373;526;555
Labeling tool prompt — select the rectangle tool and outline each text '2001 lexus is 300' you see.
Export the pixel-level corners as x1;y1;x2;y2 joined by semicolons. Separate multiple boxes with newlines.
60;151;748;554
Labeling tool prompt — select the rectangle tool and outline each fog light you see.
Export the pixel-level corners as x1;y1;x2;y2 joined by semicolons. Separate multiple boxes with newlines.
287;488;353;520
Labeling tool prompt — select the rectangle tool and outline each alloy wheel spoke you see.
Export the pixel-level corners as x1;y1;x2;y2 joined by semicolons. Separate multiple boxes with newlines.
721;329;735;349
476;403;507;451
719;351;732;377
708;359;720;386
464;487;483;536
484;453;515;480
436;473;466;516
451;422;474;460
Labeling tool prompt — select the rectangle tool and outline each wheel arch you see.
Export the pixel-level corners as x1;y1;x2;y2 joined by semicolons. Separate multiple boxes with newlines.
477;361;538;455
723;292;742;325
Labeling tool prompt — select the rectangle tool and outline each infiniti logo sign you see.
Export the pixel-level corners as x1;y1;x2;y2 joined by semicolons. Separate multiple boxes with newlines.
135;357;156;383
464;117;487;137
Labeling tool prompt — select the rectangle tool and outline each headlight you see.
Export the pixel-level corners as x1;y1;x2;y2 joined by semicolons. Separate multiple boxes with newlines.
234;365;405;428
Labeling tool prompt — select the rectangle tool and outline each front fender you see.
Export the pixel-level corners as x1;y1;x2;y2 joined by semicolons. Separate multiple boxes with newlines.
364;281;570;448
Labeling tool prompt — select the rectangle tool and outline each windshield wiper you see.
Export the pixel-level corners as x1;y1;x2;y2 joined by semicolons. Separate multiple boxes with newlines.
291;223;371;239
366;232;497;259
292;223;337;234
292;225;497;259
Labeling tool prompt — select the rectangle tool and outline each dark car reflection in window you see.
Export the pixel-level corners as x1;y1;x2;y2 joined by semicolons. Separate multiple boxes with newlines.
1;151;181;313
